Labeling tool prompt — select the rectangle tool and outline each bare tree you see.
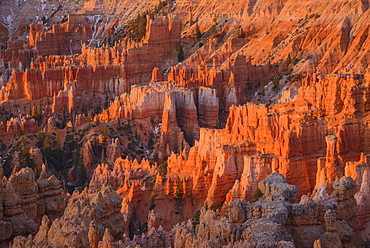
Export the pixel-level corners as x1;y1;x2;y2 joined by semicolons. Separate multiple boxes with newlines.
0;0;26;41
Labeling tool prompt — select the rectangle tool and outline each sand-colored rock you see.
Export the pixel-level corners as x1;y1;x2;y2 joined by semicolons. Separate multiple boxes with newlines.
9;168;38;220
0;165;65;243
33;215;50;245
36;167;66;216
25;185;125;247
354;170;370;242
2;178;37;237
88;220;100;248
330;177;358;230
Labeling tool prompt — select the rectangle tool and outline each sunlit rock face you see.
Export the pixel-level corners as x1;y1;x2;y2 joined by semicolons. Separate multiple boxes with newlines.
2;0;370;246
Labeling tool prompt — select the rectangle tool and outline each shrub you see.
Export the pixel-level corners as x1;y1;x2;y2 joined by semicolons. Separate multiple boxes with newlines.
192;210;200;229
158;161;168;181
234;27;245;38
210;24;217;38
150;192;156;210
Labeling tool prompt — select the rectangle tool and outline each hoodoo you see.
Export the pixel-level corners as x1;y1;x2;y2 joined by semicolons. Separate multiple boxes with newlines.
0;0;370;247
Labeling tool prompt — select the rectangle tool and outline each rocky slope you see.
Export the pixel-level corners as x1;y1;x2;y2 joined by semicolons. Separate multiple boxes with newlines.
0;165;65;246
1;0;370;247
9;173;362;247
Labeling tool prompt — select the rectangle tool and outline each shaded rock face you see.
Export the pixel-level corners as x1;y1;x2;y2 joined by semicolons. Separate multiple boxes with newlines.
172;173;360;248
36;169;66;216
7;171;364;248
9;168;38;220
2;177;37;238
0;166;65;243
11;185;125;248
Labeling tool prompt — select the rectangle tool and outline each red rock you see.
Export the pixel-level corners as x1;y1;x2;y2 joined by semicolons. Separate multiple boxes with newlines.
315;135;344;193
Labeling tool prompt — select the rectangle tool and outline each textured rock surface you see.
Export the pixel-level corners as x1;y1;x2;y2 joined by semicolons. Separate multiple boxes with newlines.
2;0;370;246
36;167;66;217
0;166;65;244
2;177;37;237
9;168;38;219
171;173;361;248
12;185;125;247
355;170;370;243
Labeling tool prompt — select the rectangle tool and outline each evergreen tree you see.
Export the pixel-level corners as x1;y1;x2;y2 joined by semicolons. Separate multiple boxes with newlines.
177;45;184;62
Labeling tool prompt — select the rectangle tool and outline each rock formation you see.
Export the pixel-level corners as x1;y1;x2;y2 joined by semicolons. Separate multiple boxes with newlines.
173;173;360;247
36;166;66;217
10;185;124;247
0;166;65;245
1;176;37;237
2;0;370;246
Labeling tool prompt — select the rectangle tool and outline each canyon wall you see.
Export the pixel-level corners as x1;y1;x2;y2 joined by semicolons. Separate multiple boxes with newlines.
1;0;370;246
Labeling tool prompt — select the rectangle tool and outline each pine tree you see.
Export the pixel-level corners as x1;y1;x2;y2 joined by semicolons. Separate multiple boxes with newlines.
177;45;184;62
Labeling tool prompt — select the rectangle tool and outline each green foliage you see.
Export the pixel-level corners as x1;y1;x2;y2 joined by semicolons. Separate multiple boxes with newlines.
158;160;168;182
210;24;217;38
74;148;86;186
36;130;85;190
174;176;184;213
0;141;6;151
31;105;42;122
35;131;44;146
150;115;155;125
144;175;156;189
148;132;155;150
110;0;172;44
291;56;298;65
272;77;280;88
192;210;200;229
254;187;264;201
43;137;52;150
17;137;36;169
126;12;148;41
177;45;184;62
101;126;110;145
2;154;13;177
234;27;245;38
150;192;156;210
174;176;183;200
